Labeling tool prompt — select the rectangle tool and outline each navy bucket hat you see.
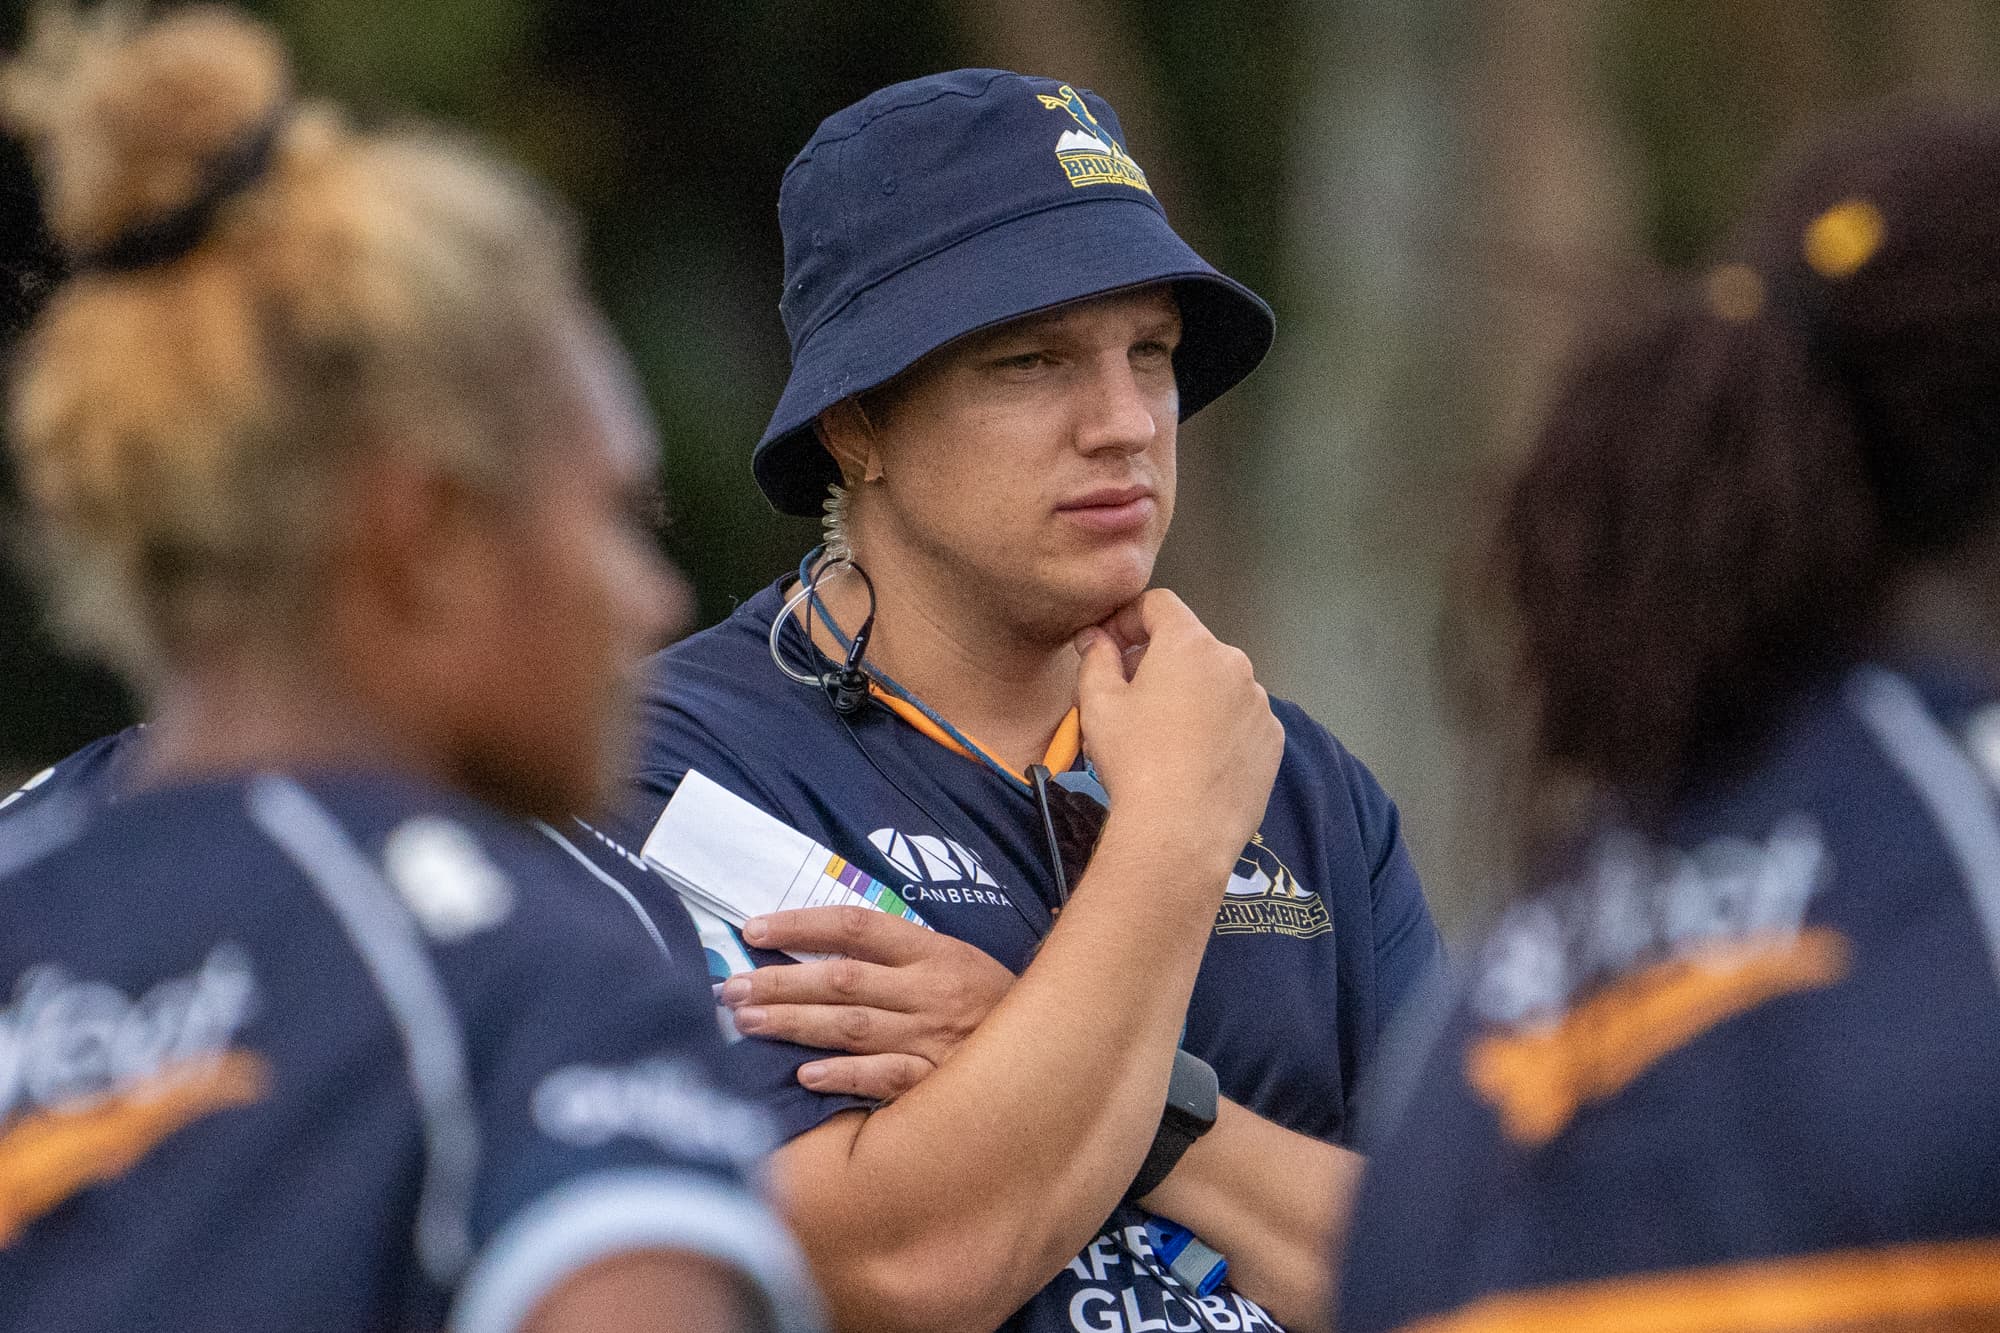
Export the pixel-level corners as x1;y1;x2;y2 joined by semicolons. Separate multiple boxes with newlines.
754;68;1277;516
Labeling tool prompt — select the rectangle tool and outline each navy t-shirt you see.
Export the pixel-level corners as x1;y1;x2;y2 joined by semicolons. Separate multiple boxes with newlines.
613;578;1446;1333
0;759;818;1332
1337;662;2000;1331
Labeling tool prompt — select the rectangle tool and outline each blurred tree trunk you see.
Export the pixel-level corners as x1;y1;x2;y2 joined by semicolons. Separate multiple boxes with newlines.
1887;0;1992;90
1248;0;1636;933
1473;0;1641;459
1245;0;1471;926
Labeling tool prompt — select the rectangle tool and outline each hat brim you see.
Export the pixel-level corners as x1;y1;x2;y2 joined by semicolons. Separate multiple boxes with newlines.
753;195;1276;516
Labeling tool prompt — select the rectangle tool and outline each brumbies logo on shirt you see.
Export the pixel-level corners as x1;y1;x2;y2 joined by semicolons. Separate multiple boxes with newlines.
0;944;268;1244
1217;834;1330;940
1037;85;1151;194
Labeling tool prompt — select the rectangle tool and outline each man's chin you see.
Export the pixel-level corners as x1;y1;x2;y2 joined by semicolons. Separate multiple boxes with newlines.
1048;566;1158;636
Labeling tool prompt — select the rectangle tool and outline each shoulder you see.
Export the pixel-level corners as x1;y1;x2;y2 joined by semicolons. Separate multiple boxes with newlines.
627;581;854;821
1;724;145;821
1270;696;1379;787
204;774;665;985
1267;695;1404;847
647;582;791;698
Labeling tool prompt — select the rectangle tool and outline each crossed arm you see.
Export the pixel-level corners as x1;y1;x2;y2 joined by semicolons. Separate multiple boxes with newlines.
727;905;1356;1331
734;816;1247;1333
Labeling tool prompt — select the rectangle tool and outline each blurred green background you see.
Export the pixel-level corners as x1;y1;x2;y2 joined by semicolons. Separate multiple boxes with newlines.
4;0;1996;929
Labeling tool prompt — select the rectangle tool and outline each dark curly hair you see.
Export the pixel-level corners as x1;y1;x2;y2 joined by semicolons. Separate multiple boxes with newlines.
1462;102;2000;865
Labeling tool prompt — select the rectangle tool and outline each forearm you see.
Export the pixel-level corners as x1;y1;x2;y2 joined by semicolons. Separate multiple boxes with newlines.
776;815;1231;1330
1138;1098;1363;1333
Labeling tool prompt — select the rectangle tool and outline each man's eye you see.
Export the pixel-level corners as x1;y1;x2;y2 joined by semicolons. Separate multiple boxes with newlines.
996;351;1049;371
1133;340;1174;361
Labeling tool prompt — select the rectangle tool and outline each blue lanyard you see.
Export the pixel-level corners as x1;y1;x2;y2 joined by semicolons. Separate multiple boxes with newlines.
793;548;1035;795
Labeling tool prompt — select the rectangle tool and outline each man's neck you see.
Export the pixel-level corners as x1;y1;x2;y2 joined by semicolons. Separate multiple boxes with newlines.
809;554;1079;775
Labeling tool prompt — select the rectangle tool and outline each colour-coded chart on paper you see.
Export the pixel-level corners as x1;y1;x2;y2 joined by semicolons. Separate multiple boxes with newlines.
818;854;924;924
640;770;929;959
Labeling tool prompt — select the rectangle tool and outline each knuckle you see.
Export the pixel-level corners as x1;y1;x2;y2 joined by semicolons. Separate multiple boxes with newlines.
838;1006;873;1044
835;906;871;946
891;1056;934;1095
829;958;864;998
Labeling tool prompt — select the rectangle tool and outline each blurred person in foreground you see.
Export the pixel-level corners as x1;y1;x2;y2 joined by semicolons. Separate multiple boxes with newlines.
0;8;815;1330
614;70;1442;1332
1337;105;2000;1331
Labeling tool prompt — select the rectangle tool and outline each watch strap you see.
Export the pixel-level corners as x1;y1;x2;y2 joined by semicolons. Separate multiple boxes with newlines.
1124;1049;1219;1203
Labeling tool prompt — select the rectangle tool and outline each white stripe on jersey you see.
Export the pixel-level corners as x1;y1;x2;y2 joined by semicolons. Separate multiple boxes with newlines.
532;821;675;963
246;776;480;1284
450;1166;822;1333
1848;666;2000;991
0;765;56;813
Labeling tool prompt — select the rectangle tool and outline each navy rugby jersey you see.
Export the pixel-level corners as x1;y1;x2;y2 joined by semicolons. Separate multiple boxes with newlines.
0;763;817;1332
1338;661;2000;1332
615;578;1445;1333
3;725;707;982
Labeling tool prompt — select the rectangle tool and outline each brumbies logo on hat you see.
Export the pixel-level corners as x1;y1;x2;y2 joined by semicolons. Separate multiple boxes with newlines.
1038;85;1151;194
753;69;1275;517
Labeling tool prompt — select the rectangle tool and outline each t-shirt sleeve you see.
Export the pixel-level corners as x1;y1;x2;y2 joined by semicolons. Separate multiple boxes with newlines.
448;892;821;1333
1342;742;1447;1030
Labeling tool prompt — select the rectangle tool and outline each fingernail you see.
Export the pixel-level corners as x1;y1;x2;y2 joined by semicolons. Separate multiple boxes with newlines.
742;916;769;943
799;1063;827;1087
718;978;751;1005
1073;629;1100;656
734;1006;767;1031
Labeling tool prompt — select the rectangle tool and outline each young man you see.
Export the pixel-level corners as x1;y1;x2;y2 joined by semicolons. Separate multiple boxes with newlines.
620;71;1442;1332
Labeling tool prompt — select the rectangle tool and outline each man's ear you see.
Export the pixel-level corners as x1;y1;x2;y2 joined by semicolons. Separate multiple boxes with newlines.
815;399;885;484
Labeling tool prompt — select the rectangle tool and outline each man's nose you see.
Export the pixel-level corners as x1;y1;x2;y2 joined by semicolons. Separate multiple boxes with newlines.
1074;357;1163;456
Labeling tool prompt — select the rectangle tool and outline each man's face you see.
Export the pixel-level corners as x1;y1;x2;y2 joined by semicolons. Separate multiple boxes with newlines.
842;284;1183;641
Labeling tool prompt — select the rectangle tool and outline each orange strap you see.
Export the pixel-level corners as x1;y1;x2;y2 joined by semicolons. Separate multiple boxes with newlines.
868;686;1081;781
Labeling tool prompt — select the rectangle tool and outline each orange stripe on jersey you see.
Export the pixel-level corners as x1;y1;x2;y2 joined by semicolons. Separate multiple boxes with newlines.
1467;927;1850;1147
869;686;1082;780
1396;1237;2000;1332
0;1049;270;1245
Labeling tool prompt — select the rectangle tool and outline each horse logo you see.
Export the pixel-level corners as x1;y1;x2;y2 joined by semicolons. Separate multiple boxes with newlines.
1035;85;1151;194
1217;835;1331;939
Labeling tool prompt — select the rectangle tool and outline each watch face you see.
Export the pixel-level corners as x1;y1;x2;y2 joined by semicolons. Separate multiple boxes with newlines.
1166;1049;1220;1130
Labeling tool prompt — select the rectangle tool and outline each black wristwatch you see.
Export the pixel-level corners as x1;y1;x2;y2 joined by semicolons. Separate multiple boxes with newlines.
1125;1048;1219;1203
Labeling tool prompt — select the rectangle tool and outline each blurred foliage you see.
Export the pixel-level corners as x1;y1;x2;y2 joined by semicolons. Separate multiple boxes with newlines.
1609;0;2000;264
5;0;2000;786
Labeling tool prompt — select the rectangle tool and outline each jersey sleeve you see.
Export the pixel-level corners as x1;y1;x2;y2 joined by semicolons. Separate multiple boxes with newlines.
1343;742;1447;1024
1274;700;1447;1036
446;850;822;1333
1334;1004;1504;1331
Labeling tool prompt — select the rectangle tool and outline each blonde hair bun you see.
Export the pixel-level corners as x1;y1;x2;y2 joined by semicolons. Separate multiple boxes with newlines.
2;4;289;261
2;3;587;684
